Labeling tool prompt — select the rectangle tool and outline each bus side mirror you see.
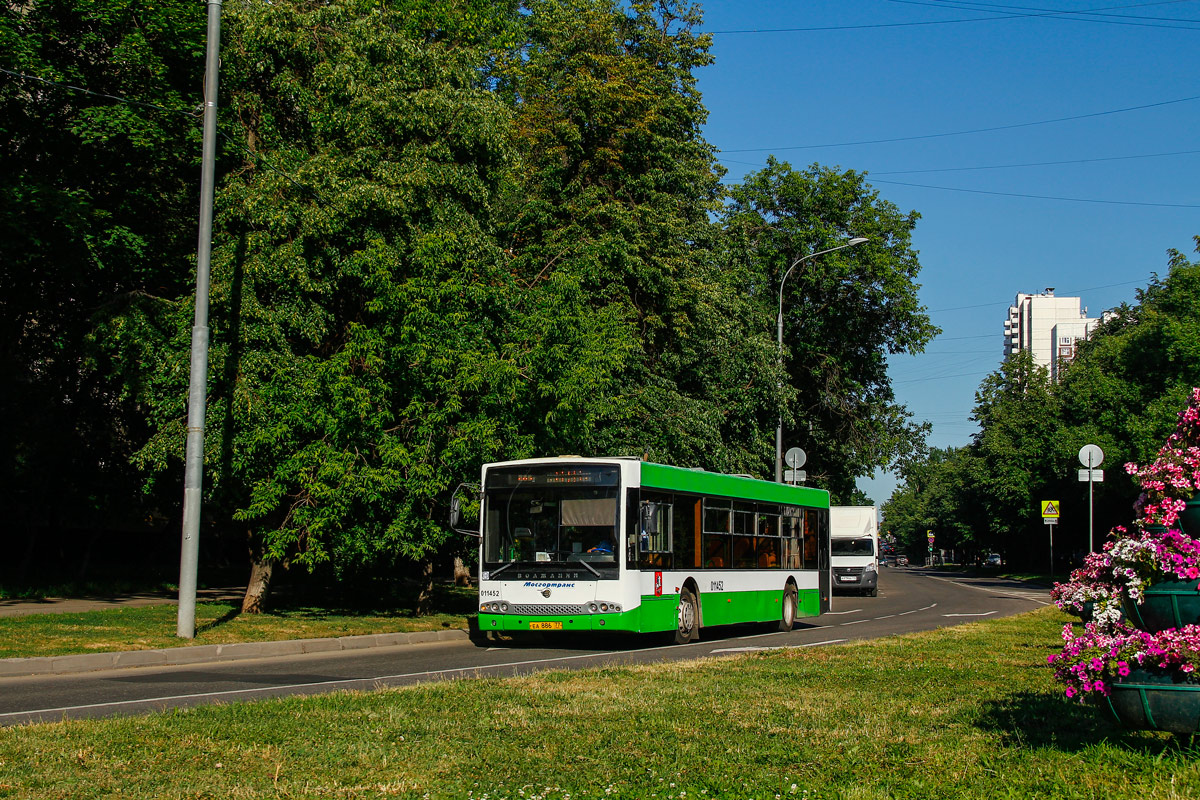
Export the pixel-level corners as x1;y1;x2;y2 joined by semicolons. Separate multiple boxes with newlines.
449;482;482;537
641;503;659;535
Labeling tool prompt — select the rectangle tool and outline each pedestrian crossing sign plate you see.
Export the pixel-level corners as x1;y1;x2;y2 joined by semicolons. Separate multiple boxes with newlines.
1041;500;1060;519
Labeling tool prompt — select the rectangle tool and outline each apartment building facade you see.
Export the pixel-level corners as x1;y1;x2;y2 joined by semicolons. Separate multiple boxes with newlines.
1003;288;1099;382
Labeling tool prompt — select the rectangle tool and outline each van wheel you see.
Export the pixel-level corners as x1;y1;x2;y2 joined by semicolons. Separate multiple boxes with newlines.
867;588;878;597
778;586;798;631
675;587;698;644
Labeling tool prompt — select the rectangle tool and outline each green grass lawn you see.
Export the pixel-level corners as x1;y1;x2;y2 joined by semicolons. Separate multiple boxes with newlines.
2;606;1197;799
0;584;477;659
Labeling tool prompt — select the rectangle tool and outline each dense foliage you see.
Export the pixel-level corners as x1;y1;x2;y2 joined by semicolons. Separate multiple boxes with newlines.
2;0;935;608
884;241;1200;567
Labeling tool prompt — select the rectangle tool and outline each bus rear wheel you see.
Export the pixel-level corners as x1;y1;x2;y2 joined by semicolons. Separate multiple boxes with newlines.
675;587;698;644
778;586;798;632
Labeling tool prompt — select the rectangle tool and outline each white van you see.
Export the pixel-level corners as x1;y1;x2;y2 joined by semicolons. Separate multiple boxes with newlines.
830;506;878;597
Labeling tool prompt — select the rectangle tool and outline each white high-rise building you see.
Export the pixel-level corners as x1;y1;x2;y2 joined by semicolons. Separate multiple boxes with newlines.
1003;288;1099;382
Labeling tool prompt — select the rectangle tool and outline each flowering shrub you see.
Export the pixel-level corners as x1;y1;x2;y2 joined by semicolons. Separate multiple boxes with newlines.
1049;550;1124;627
1050;390;1200;705
1049;621;1200;701
1051;525;1200;624
1124;387;1200;527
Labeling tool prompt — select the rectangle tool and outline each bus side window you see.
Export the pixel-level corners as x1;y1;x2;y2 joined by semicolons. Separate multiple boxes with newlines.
672;496;698;569
802;510;819;569
702;498;731;568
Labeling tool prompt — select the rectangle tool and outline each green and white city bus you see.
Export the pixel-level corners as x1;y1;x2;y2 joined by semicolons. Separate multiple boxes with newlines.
456;456;831;643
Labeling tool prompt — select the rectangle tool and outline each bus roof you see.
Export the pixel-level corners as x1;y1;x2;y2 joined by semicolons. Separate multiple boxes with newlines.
482;457;830;508
640;462;830;508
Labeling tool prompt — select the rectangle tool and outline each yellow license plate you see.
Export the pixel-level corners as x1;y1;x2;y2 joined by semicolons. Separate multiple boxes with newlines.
529;621;563;631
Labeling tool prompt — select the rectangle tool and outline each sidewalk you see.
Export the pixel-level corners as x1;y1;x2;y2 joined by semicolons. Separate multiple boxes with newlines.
0;628;470;679
0;587;244;618
0;587;472;679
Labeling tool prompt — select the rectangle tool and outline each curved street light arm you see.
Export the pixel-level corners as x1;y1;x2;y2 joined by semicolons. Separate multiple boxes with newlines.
775;237;868;482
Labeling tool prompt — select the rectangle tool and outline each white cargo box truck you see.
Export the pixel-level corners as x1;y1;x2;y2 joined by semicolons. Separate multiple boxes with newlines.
830;506;879;596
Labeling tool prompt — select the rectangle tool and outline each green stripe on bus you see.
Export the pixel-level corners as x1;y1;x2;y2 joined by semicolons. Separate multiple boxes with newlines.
478;587;822;634
639;462;830;507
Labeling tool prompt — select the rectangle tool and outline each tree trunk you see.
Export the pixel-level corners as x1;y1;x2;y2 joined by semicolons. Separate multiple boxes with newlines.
242;555;275;614
453;556;471;587
415;556;435;617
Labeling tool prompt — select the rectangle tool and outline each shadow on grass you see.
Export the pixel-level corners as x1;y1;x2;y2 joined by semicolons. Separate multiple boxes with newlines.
196;603;242;634
253;580;480;620
977;689;1199;754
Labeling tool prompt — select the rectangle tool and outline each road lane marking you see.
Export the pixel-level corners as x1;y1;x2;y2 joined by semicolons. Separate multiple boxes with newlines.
839;620;866;625
924;575;1051;606
0;629;845;721
942;611;998;617
711;639;847;654
823;609;862;615
0;645;698;720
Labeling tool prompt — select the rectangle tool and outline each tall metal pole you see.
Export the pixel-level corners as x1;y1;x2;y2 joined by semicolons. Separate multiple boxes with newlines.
178;0;223;639
774;238;868;482
1088;470;1094;554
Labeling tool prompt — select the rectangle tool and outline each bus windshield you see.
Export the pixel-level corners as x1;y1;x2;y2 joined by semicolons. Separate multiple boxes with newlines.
483;464;620;568
831;537;875;556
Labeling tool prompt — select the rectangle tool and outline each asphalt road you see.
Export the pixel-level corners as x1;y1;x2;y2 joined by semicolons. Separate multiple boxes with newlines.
0;568;1049;726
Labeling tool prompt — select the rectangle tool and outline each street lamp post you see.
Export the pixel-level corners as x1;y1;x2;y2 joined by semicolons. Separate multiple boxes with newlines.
775;237;868;483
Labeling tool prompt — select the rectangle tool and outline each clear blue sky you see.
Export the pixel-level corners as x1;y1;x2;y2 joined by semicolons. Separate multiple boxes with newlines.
692;0;1200;505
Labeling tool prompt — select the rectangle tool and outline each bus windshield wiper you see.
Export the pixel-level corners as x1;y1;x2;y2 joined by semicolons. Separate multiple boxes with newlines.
577;559;601;578
489;561;515;579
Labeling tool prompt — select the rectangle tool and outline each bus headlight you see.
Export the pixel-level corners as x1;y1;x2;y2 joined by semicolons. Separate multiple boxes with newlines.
588;603;598;613
500;602;509;612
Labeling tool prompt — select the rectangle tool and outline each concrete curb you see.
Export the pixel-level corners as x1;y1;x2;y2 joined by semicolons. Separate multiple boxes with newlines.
0;629;471;678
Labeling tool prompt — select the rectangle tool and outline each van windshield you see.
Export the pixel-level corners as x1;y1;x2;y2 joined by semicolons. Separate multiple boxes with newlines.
832;537;875;556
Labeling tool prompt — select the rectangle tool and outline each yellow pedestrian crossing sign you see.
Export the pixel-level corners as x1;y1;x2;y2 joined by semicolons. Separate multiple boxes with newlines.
1041;500;1060;519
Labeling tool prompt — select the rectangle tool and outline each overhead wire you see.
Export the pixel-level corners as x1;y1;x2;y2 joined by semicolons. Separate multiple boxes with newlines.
702;0;1200;34
869;178;1200;207
719;93;1200;153
890;0;1200;28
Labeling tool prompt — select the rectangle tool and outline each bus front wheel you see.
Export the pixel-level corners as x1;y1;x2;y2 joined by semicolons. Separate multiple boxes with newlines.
778;586;797;632
675;587;699;644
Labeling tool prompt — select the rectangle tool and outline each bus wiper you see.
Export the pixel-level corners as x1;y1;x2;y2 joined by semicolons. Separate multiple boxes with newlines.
577;560;601;578
489;561;515;579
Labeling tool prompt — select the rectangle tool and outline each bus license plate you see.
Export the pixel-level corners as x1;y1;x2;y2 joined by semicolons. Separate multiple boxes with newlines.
529;621;563;630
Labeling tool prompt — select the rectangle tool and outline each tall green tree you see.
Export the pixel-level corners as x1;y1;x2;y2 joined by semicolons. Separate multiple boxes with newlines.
494;0;759;470
1054;238;1200;539
720;158;939;498
968;351;1068;567
887;240;1200;570
882;445;985;560
110;0;527;611
0;0;204;576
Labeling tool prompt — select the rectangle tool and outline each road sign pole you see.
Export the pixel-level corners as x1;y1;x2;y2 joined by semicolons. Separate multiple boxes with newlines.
1078;445;1104;554
1088;471;1094;554
1049;521;1055;583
